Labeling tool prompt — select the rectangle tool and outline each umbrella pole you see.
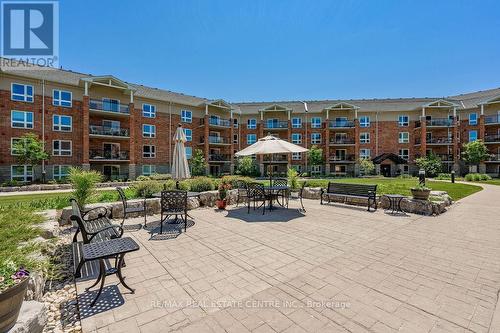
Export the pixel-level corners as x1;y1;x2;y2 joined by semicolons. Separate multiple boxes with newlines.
269;153;274;185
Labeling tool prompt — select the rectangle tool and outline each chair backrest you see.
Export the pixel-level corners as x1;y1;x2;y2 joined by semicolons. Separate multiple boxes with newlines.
327;182;377;196
272;178;288;187
160;190;187;213
299;181;307;197
247;182;264;198
116;187;127;208
236;180;247;192
69;198;90;242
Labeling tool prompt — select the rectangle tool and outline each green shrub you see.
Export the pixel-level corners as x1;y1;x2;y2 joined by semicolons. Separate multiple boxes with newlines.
221;175;253;187
397;174;413;179
136;175;151;181
149;173;171;181
68;168;102;209
416;153;443;177
287;168;299;190
435;173;451;180
299;179;328;188
131;180;162;198
465;173;491;181
186;177;215;192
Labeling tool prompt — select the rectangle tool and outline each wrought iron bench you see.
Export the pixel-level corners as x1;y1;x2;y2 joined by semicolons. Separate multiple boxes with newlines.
70;198;124;277
320;182;377;212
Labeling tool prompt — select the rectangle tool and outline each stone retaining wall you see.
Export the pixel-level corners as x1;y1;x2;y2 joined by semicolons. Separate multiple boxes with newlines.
0;181;132;193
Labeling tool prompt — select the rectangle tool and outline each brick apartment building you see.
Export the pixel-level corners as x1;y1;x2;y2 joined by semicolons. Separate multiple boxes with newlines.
1;64;500;182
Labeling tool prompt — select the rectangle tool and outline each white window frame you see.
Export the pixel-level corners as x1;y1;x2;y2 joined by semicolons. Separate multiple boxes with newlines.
142;165;156;176
11;137;24;155
398;132;409;144
52;140;72;156
359;116;370;128
142;103;156;118
11;165;33;182
185;146;192;159
184;128;192;142
247;134;257;145
143;145;156;158
360;149;371;159
292;117;302;128
11;83;34;102
398;115;409;127
360;132;370;144
311;117;322;129
53;114;72;132
399;149;409;160
53;165;70;180
247;118;257;129
233;134;238;144
142;124;156;138
181;110;192;123
311;133;321;144
52;89;72;107
469;130;478;142
469;113;478;126
291;133;302;144
11;110;34;129
311;165;322;174
292;152;302;160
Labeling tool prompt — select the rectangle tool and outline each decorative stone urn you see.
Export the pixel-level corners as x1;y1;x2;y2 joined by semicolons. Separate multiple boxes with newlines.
411;188;431;200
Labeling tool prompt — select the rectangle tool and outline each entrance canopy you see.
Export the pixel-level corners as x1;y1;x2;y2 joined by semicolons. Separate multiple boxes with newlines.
372;153;407;165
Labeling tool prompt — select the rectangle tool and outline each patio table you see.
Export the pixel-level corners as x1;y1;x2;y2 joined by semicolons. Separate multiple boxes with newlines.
383;194;405;214
263;185;289;210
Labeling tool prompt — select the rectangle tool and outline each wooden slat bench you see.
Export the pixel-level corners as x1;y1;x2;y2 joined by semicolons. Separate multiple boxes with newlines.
70;198;124;278
320;182;378;212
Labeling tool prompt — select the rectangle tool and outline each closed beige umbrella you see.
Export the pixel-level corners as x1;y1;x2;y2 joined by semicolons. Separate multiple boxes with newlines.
172;124;191;183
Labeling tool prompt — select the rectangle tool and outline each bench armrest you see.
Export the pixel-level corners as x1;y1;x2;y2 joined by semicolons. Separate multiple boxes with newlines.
82;206;109;219
88;224;124;242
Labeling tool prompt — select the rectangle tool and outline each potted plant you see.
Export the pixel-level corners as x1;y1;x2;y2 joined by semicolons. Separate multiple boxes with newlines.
411;183;431;200
0;262;30;332
216;181;231;209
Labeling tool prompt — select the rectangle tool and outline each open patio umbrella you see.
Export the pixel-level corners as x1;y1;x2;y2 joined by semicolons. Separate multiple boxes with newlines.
171;124;191;188
235;135;308;182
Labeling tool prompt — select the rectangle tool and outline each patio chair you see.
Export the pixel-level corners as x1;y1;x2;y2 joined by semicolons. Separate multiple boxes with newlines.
160;190;188;233
298;181;307;212
247;183;267;215
117;187;147;229
235;181;249;207
272;178;289;208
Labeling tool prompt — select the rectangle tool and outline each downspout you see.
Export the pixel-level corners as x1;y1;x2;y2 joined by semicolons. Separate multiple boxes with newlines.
169;101;172;172
375;112;379;156
41;79;46;183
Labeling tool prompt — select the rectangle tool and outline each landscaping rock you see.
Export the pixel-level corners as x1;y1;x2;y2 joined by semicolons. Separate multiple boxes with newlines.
225;189;238;205
302;187;322;200
9;301;47;333
379;192;452;216
187;197;200;210
26;272;46;302
39;220;60;239
199;190;218;207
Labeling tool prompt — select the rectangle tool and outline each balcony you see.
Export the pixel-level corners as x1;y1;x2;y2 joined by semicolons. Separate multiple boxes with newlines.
485;115;500;125
426;118;454;127
487;154;500;162
329;154;356;163
329;138;355;145
200;117;231;128
209;154;231;162
485;134;500;143
415;137;453;145
200;136;231;145
89;149;130;161
263;154;289;163
329;120;355;128
435;154;454;162
264;121;288;130
89;125;129;138
89;99;129;115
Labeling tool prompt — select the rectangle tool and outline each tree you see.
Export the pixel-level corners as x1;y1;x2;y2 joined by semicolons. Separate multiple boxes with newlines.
190;149;207;176
308;145;324;167
68;168;102;210
462;140;490;172
12;133;49;182
359;158;375;176
236;156;259;176
415;153;443;177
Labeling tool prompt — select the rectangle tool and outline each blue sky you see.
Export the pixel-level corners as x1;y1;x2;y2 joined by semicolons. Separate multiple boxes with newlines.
61;0;500;102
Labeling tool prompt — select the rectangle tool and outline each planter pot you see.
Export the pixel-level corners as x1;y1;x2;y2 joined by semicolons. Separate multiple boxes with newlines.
411;188;431;200
216;199;227;210
0;278;29;332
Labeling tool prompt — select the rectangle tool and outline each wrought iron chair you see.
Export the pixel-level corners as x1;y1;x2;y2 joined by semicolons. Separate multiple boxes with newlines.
298;181;307;212
272;178;289;208
160;190;188;233
247;183;267;215
235;181;249;207
117;187;147;229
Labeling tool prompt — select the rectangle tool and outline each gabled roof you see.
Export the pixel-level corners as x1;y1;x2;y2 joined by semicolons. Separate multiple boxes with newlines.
205;99;232;109
422;99;458;108
259;104;292;112
479;94;500;105
81;75;135;91
372;153;407;164
324;102;359;110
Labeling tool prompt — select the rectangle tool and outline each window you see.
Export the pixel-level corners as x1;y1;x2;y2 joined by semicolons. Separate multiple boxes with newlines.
233;118;238;128
291;165;302;172
53;115;72;132
292;152;302;160
53;90;72;107
11;165;33;182
185;147;192;159
247;118;257;129
292;133;302;144
142;104;156;118
292;118;302;128
184;128;192;142
53;140;72;156
181;110;192;123
399;132;409;143
311;165;322;174
142;165;156;176
311;133;321;144
399;149;409;161
398;115;409;127
360;149;371;159
143;124;156;138
359;116;370;127
360;132;370;144
143;145;156;158
233;134;238;144
53;165;70;180
11;110;33;129
247;134;257;145
266;118;278;128
12;83;33;102
311;117;322;128
11;138;24;155
469;113;478;126
102;98;120;112
469;130;478;142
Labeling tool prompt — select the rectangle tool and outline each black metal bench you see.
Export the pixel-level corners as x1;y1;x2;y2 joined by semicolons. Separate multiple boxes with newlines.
70;198;124;278
320;182;377;212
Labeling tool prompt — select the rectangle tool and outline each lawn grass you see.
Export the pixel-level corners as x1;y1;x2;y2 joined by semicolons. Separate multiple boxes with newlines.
469;179;500;186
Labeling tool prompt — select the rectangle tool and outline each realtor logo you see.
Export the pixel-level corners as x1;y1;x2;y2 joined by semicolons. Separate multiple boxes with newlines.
1;0;59;69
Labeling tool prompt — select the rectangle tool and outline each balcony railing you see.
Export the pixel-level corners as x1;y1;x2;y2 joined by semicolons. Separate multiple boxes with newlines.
435;154;454;162
264;121;288;129
89;125;129;137
488;154;500;161
485;134;500;143
200;136;231;144
263;154;288;162
329;138;355;145
89;149;130;160
415;137;453;145
485;115;500;125
426;118;454;127
329;154;356;162
209;154;231;162
329;120;355;128
89;99;129;114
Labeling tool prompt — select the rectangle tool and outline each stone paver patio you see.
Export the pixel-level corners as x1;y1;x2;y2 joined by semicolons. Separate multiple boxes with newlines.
76;184;500;333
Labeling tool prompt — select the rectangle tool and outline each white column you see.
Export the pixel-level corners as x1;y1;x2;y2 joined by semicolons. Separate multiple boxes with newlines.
354;109;358;119
84;81;88;96
130;90;134;103
422;107;426;117
481;104;484;115
205;104;208;115
453;106;457;117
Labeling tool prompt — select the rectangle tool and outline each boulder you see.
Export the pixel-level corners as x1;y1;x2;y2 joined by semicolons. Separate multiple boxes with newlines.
302;187;322;200
38;220;59;239
187;197;200;210
25;272;46;302
225;189;238;205
9;301;47;333
199;190;218;207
